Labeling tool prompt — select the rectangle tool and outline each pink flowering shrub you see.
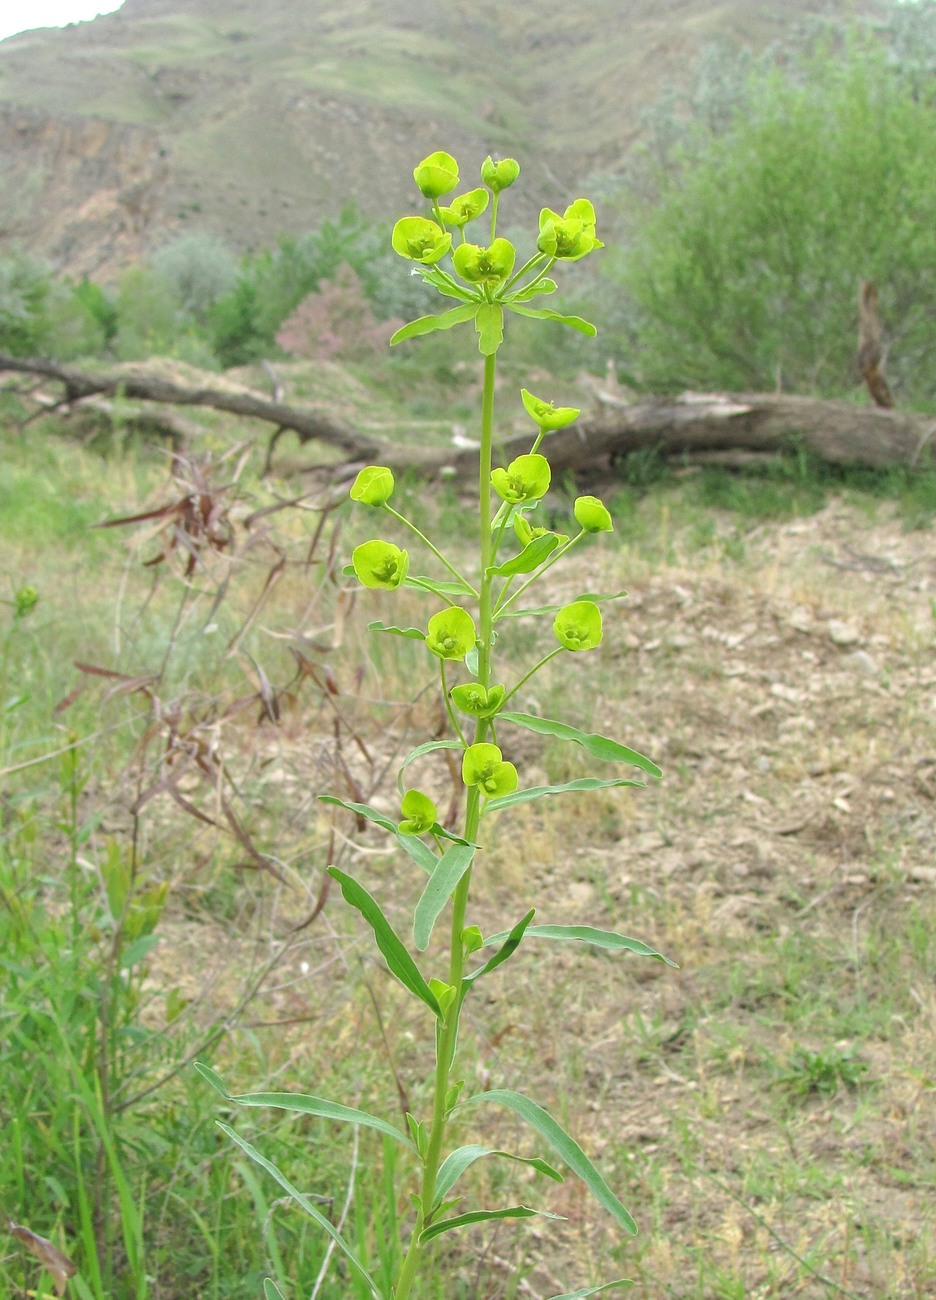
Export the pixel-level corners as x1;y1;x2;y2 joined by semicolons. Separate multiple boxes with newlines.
275;263;400;361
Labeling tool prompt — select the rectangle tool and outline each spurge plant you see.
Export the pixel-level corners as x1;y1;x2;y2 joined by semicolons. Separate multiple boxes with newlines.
199;150;669;1300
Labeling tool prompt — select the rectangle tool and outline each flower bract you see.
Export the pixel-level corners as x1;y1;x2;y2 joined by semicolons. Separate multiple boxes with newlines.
574;495;614;533
391;216;452;265
553;600;603;652
350;466;394;507
452;238;516;287
399;789;437;835
413;151;460;199
426;607;477;661
490;453;551;505
520;388;580;432
450;683;506;718
536;199;603;261
439;188;489;227
462;743;518;797
480;156;520;193
352;540;409;590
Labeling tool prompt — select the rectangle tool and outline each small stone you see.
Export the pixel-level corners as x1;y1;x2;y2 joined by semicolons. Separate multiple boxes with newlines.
845;650;879;677
828;619;860;646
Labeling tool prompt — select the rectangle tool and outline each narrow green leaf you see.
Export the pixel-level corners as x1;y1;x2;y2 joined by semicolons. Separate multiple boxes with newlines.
263;1280;286;1300
193;1063;415;1148
413;844;476;951
367;621;426;640
507;304;597;335
483;777;643;814
546;1284;633;1299
480;926;676;967
119;934;159;969
497;591;627;619
434;1145;563;1206
319;795;396;833
405;575;477;599
510;277;558;302
499;712;662;778
487;534;559;577
419;1204;562;1243
398;739;464;795
328;868;441;1017
390;303;477;345
464;1091;637;1234
418;268;480;301
319;795;437;874
475;302;504;355
463;908;535;986
217;1122;381;1295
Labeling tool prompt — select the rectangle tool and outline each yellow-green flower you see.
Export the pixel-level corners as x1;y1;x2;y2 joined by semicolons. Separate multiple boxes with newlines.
520;388;580;432
452;238;516;287
480;156;520;193
398;789;437;835
537;199;603;262
352;540;409;590
439;188;489;228
553;600;603;651
426;607;476;661
574;495;613;533
413;151;460;199
450;682;506;718
350;466;394;507
462;743;518;797
490;453;551;505
391;216;452;265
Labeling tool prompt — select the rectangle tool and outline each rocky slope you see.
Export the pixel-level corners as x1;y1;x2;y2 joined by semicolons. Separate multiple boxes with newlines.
0;0;882;277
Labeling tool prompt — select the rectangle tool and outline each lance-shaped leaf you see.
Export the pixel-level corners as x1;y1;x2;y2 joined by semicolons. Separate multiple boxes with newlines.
508;304;597;335
498;712;662;778
405;574;478;600
463;1091;637;1235
390;303;477;346
488;532;558;577
318;794;437;874
480;925;676;967
434;1144;563;1206
397;738;464;794
413;843;476;951
462;908;535;987
511;278;557;302
546;1285;633;1299
328;867;442;1017
217;1122;381;1295
263;1282;286;1300
419;1205;563;1243
368;620;426;640
194;1063;415;1148
483;777;642;814
497;591;627;619
475;302;504;355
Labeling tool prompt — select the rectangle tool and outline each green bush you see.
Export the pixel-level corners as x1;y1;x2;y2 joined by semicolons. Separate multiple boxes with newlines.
613;32;936;407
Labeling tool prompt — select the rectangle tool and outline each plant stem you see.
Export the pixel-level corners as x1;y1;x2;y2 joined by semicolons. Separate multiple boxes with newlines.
384;507;477;595
393;351;498;1300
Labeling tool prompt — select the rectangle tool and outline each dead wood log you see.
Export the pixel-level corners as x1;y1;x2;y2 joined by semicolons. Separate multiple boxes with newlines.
0;353;378;464
2;354;933;479
397;391;936;483
857;280;894;409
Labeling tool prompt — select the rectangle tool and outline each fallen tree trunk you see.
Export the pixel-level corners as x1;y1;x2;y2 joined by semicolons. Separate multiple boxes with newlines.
0;352;377;462
2;354;933;477
420;392;936;483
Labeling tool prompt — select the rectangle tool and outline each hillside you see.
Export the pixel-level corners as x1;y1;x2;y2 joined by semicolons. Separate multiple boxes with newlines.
0;0;882;278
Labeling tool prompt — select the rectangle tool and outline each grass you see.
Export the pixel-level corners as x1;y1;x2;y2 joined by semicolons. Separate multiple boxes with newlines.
2;397;935;1298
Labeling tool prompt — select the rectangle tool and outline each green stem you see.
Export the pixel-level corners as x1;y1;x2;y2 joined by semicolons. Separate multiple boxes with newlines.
500;646;564;708
440;660;467;748
384;506;478;596
393;352;498;1300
